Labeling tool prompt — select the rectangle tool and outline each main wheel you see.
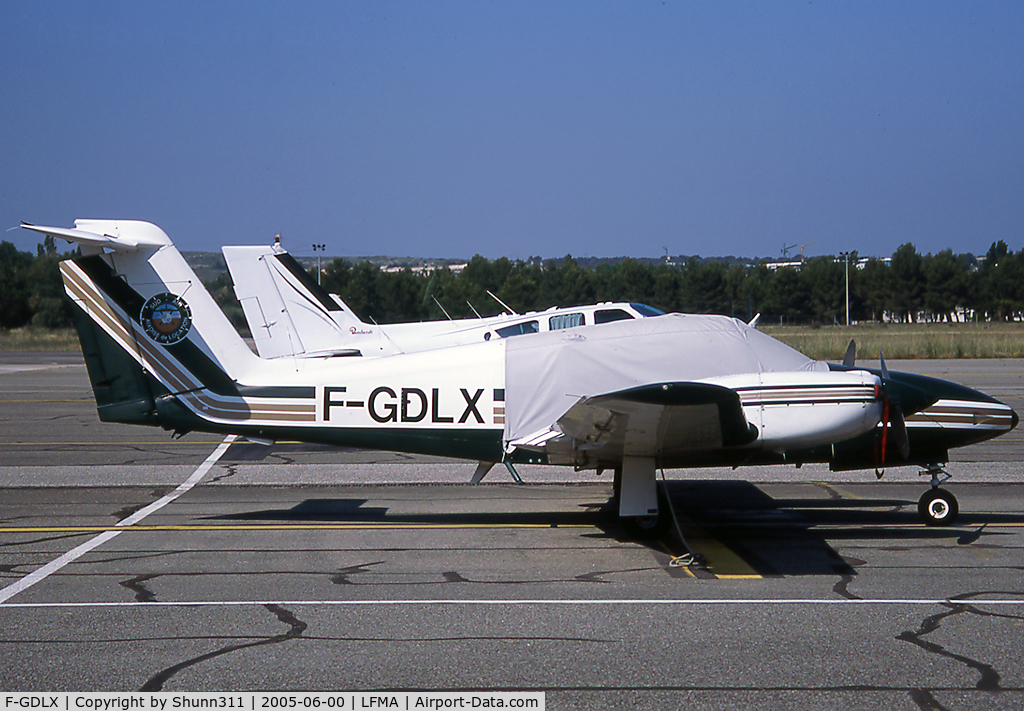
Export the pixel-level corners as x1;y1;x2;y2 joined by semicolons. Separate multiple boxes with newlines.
621;512;671;539
918;488;958;526
619;483;672;539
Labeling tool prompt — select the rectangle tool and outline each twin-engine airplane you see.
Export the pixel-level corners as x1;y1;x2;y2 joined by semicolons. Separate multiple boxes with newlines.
24;219;1018;535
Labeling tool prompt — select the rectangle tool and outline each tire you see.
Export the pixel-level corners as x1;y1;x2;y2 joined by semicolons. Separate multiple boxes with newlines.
619;484;672;539
621;512;670;539
918;488;958;527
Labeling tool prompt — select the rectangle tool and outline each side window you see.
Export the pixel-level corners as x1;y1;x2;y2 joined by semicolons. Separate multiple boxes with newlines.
495;320;539;338
594;309;633;324
630;303;666;317
548;313;584;331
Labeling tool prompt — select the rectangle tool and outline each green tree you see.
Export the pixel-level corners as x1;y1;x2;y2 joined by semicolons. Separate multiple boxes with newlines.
376;268;427;323
206;271;250;335
889;243;924;323
762;266;807;324
922;249;970;322
682;259;730;314
538;256;594;309
0;241;33;328
975;241;1020;321
855;258;890;322
651;263;683;313
738;264;773;322
801;256;844;324
495;264;542;314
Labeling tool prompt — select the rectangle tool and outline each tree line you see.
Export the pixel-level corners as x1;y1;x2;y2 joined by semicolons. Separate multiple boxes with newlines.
2;237;1022;331
0;236;74;329
318;241;1023;326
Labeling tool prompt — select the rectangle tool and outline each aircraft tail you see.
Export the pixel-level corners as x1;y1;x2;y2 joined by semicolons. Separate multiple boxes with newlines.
22;220;266;432
222;242;384;358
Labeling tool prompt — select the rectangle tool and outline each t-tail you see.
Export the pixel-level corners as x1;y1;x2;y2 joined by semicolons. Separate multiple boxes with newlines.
221;242;375;358
22;220;265;432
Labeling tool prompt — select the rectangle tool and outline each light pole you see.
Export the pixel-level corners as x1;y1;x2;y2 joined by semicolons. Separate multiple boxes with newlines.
838;251;851;326
312;243;326;285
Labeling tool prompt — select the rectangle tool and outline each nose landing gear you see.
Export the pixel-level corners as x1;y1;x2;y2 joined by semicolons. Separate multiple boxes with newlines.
918;465;958;526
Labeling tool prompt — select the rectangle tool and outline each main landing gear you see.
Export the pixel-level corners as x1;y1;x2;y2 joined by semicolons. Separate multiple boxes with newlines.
917;465;958;527
612;459;671;538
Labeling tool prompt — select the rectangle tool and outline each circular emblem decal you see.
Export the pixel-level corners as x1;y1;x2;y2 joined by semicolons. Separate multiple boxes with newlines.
140;293;192;345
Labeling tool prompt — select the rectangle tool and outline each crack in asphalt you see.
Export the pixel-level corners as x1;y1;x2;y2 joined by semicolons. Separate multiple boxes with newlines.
139;604;308;692
812;482;844;501
0;532;94;548
207;463;239;484
896;591;1024;705
832;574;860;600
908;688;952;711
329;560;660;586
831;552;865;600
113;489;172;521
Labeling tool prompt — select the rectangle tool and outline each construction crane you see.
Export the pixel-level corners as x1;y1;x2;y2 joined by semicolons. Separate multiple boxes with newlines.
781;243;798;259
800;241;816;261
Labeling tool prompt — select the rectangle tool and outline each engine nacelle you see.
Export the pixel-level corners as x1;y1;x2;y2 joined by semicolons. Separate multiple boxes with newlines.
710;370;883;452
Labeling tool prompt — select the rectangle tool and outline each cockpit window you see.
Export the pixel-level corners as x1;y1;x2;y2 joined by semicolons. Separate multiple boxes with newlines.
495;320;539;338
594;309;633;324
630;303;665;317
549;313;584;330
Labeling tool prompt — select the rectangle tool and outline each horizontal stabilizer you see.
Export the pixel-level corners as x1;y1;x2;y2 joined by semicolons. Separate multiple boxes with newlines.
21;221;172;251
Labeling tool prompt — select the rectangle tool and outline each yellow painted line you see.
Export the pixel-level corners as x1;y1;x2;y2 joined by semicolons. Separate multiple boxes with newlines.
0;523;594;533
0;440;297;446
13;521;1015;534
656;542;697;578
815;482;866;501
690;534;763;578
669;513;764;579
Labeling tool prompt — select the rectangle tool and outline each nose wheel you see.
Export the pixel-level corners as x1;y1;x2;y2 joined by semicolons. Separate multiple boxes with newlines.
918;465;958;526
918;488;958;526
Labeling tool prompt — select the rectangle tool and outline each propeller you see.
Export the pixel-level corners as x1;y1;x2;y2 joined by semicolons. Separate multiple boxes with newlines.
876;350;914;469
840;341;930;472
842;339;857;368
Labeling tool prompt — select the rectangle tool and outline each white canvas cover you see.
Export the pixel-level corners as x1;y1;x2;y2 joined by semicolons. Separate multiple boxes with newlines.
503;313;826;444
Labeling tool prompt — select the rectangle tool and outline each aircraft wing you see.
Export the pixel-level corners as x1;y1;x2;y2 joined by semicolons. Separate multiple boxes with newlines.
521;381;758;466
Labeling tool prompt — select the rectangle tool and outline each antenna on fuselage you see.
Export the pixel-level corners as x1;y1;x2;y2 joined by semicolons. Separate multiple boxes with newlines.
432;295;453;320
487;290;519;316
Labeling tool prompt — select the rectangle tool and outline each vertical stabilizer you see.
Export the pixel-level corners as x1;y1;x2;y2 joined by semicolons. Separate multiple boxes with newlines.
23;221;264;424
223;244;391;357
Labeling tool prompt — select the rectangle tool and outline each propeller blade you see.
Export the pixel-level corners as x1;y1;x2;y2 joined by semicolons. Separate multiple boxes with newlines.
843;339;857;367
879;349;889;381
891;405;910;459
883;378;939;417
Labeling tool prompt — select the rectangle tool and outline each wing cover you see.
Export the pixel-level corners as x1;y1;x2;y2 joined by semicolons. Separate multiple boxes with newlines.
504;313;823;446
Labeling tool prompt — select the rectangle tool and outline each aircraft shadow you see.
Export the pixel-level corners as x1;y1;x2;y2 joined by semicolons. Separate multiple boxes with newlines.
206;480;1024;577
662;480;1024;576
214;497;612;529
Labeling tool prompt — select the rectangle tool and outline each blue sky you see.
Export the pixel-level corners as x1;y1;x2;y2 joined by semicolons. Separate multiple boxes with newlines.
3;1;1022;260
